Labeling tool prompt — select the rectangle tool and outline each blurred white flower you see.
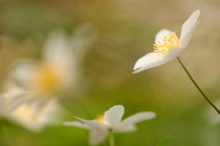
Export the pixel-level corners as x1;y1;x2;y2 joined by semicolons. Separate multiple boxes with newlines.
10;25;96;97
64;105;156;145
0;85;63;132
133;10;200;73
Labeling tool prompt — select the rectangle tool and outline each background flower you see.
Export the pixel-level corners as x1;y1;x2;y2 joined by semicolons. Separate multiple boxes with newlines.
9;25;96;97
0;85;64;132
64;105;155;145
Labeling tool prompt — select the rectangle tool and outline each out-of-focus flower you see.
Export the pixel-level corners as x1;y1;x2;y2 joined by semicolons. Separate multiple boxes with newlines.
133;10;200;73
64;105;156;145
0;85;63;132
10;25;96;97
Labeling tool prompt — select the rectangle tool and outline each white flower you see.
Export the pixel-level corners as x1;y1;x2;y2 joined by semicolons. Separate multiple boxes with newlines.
0;85;63;132
64;105;156;145
133;10;200;73
10;25;96;97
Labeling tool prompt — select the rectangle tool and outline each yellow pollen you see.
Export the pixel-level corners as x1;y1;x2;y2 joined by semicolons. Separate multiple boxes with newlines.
31;64;61;96
97;114;106;124
153;32;181;54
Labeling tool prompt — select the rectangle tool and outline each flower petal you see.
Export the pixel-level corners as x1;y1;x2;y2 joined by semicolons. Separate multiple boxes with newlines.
115;125;137;133
64;121;89;129
104;105;124;127
116;112;156;132
86;120;108;145
155;29;172;44
133;52;172;73
10;61;38;88
4;95;62;133
89;128;108;145
122;112;156;125
43;30;73;73
180;10;200;48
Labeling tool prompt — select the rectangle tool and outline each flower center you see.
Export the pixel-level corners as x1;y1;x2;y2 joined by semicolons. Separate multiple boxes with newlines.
153;32;181;54
97;114;106;124
31;64;61;96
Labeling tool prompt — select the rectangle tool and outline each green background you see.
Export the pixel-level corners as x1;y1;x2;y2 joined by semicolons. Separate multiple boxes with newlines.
0;0;220;146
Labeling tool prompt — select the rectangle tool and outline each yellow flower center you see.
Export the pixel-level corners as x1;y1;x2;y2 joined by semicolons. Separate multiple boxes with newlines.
31;64;62;96
153;32;181;54
97;114;106;124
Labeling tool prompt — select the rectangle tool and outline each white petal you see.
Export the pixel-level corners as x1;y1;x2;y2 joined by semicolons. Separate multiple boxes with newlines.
104;105;124;127
89;128;108;145
43;30;73;72
180;10;200;48
115;125;137;133
86;120;107;130
64;121;89;129
122;112;156;125
117;112;156;132
133;52;173;73
5;96;62;132
71;24;97;56
155;29;172;44
10;61;38;89
86;120;108;145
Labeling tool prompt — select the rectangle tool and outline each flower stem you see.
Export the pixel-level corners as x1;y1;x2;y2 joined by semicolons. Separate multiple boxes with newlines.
109;132;115;146
177;57;220;114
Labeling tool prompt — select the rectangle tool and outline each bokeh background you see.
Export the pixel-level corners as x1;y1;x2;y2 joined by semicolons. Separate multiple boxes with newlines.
0;0;220;146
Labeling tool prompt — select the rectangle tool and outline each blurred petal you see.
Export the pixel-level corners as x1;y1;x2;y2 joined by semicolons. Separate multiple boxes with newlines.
121;112;156;125
1;87;63;133
75;116;88;122
86;120;108;130
133;52;171;73
71;24;97;56
87;120;108;145
89;128;108;145
64;121;89;129
117;112;155;132
115;125;137;133
180;10;200;48
43;30;70;65
104;105;124;127
10;98;62;132
10;61;38;88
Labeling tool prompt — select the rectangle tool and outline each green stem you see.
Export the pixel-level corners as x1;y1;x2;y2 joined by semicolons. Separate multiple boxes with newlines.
109;132;115;146
177;57;220;115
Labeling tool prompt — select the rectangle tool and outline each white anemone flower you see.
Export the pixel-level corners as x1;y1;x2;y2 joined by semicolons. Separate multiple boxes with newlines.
133;10;200;73
10;25;96;97
64;105;156;145
0;86;63;132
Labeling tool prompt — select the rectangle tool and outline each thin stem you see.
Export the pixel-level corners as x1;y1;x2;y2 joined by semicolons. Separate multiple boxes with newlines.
177;57;220;114
109;132;115;146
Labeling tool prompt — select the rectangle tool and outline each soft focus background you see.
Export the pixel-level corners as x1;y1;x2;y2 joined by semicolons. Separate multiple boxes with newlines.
0;0;220;146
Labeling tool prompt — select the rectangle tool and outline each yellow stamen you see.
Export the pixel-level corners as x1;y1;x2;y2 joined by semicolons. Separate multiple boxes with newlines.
31;64;62;96
97;114;106;124
153;32;181;54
